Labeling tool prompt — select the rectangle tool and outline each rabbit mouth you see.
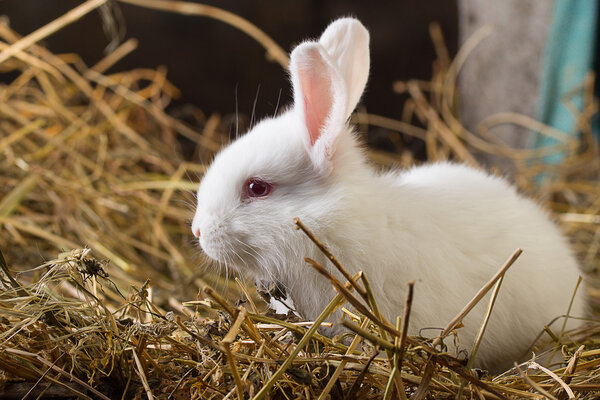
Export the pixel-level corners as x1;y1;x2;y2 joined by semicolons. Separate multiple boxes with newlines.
199;234;260;272
199;236;229;264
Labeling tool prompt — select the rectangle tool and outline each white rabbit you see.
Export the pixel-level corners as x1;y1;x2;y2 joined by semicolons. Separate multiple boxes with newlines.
192;18;585;372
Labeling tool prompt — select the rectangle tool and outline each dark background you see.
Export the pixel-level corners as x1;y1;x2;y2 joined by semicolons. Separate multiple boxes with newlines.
1;1;458;134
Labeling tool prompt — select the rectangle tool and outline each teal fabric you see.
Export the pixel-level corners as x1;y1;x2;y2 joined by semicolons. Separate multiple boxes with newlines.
535;0;598;163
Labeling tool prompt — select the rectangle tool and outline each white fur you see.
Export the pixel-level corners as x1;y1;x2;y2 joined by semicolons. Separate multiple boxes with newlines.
192;18;585;372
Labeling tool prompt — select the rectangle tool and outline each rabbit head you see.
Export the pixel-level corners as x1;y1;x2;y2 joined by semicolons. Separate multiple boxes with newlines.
192;18;370;280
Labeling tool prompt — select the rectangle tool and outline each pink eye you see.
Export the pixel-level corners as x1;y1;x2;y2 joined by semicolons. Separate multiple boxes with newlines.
244;178;272;198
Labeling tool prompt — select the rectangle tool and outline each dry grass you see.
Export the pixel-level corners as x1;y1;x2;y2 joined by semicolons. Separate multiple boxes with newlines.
1;1;600;399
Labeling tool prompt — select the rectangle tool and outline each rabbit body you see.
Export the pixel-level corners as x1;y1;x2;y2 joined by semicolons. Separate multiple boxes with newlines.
192;18;584;372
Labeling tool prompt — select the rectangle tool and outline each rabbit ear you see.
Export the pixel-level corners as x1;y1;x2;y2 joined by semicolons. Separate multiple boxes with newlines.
290;42;347;172
318;18;370;119
290;18;370;173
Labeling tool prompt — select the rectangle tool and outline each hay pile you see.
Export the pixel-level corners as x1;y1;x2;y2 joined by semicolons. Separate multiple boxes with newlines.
2;246;599;399
1;1;600;399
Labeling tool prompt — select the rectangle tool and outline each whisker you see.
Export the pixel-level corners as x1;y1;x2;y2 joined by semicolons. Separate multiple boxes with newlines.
173;198;197;212
273;87;283;117
231;237;278;284
250;84;261;128
234;83;239;139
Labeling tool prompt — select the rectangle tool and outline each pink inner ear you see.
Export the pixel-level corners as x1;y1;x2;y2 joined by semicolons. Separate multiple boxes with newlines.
303;95;320;146
300;66;333;146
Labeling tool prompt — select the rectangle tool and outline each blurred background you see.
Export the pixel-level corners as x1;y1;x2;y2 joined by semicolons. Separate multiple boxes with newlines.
1;0;459;115
4;1;598;162
2;0;459;159
1;0;599;300
1;3;600;396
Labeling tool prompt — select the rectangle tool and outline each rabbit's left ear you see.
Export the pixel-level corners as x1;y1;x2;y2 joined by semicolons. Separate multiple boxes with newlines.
318;18;370;118
290;18;369;173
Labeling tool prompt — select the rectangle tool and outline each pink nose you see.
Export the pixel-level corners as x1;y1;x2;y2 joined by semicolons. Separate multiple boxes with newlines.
194;228;201;238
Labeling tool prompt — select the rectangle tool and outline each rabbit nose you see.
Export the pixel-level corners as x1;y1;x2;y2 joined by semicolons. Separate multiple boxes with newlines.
194;228;201;238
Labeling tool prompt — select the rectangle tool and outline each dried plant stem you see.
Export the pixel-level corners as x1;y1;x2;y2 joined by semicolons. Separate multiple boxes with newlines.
477;112;572;144
360;271;397;369
0;217;80;250
223;308;248;400
252;276;356;400
84;69;220;152
414;250;521;400
392;281;415;400
204;287;280;360
0;0;108;65
306;257;430;352
235;277;258;313
89;38;139;74
457;274;506;399
223;307;248;344
527;361;574;400
341;319;397;353
294;217;367;299
0;118;45;154
249;314;347;352
360;273;392;340
408;357;436;400
203;286;237;316
175;317;225;353
117;0;289;68
397;282;414;366
0;22;149;150
406;81;479;167
3;348;111;400
352;112;428;140
468;275;505;368
131;349;154;400
564;345;585;379
0;173;39;218
514;362;558;400
346;349;379;399
35;377;93;400
0;41;63;82
429;22;450;69
555;345;585;400
384;316;407;400
223;343;244;400
318;317;370;400
548;276;583;366
0;250;28;296
433;248;522;347
19;354;64;400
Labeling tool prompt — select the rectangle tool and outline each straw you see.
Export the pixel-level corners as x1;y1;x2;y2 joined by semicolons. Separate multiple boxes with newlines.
1;2;600;399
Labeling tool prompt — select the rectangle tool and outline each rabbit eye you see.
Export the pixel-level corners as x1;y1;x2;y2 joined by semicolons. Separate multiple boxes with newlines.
244;178;272;198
